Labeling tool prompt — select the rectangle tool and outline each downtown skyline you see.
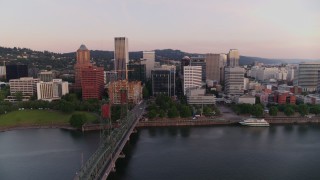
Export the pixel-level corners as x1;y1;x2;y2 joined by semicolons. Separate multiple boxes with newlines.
0;0;319;59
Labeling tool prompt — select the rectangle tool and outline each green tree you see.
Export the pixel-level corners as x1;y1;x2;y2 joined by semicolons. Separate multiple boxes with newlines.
159;109;166;118
142;86;150;99
69;113;87;129
59;100;75;113
269;106;278;116
148;110;157;119
203;106;213;116
284;107;295;116
310;105;320;115
168;106;179;118
298;104;309;116
251;104;263;117
14;92;23;101
180;105;192;118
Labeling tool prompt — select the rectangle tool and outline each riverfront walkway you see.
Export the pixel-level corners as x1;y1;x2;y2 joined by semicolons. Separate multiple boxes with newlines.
74;101;146;180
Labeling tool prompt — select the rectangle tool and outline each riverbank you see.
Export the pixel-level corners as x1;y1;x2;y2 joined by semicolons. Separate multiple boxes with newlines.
0;110;97;132
0;125;76;132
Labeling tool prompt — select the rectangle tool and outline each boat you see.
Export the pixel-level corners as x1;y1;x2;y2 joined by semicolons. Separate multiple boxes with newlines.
239;118;270;127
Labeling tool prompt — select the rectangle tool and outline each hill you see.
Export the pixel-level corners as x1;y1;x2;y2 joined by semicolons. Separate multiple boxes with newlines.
1;46;318;69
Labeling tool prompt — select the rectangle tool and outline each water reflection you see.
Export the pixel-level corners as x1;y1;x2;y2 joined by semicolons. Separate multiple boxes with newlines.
180;127;191;138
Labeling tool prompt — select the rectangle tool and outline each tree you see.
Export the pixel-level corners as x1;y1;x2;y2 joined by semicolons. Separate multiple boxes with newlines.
159;109;166;118
251;104;263;117
148;110;157;119
142;86;150;99
284;107;295;116
59;100;75;113
269;106;278;116
298;104;309;116
69;113;88;129
310;105;320;115
14;92;23;101
180;105;192;118
203;106;212;116
168;106;179;118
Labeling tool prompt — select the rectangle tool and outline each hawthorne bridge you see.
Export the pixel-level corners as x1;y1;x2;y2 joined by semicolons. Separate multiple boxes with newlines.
74;101;146;180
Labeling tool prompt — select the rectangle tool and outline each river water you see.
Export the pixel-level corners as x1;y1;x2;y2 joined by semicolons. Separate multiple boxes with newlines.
1;125;320;180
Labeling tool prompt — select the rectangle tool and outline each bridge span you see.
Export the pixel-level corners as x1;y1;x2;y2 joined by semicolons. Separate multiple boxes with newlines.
75;101;146;180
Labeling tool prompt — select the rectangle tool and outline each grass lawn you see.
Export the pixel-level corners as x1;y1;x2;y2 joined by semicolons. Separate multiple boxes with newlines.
0;110;97;128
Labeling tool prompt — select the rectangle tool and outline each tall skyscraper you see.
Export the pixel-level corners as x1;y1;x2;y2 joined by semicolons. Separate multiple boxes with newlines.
114;37;129;80
219;54;227;82
6;64;28;81
142;51;155;79
74;44;91;89
205;54;220;82
227;49;239;67
183;66;202;95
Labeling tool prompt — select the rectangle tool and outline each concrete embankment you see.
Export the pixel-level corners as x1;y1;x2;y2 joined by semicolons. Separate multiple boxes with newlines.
136;119;237;127
265;117;320;124
0;125;76;132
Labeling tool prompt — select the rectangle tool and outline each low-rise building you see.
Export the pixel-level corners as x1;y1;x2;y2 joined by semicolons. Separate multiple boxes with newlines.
273;90;296;104
186;87;216;105
237;95;256;104
304;94;320;104
36;79;69;101
9;77;39;96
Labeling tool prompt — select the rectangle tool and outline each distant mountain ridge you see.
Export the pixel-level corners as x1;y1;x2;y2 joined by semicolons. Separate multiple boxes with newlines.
1;46;318;65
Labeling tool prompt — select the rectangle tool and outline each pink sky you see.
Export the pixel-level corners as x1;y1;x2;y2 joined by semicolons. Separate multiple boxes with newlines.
0;0;319;59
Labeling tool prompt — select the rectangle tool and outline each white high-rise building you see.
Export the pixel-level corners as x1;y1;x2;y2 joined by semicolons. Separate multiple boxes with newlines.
114;37;129;80
183;66;202;95
36;79;69;101
142;51;155;79
225;67;245;95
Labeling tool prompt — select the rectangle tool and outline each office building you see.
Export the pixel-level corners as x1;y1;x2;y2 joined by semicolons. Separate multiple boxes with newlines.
295;63;320;92
37;79;69;101
219;54;227;82
181;56;191;76
205;54;221;82
225;67;245;95
227;49;239;67
9;77;39;97
183;66;202;95
0;66;6;78
74;44;91;89
108;80;142;104
105;71;117;84
186;87;216;105
190;56;206;82
114;37;129;80
128;61;146;84
38;71;55;82
142;51;155;79
151;65;176;97
6;64;28;81
81;66;104;100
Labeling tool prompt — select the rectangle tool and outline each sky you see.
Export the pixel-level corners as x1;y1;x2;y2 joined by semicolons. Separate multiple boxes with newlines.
0;0;319;59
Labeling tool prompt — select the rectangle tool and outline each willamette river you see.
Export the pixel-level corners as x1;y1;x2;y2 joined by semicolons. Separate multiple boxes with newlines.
1;125;320;180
